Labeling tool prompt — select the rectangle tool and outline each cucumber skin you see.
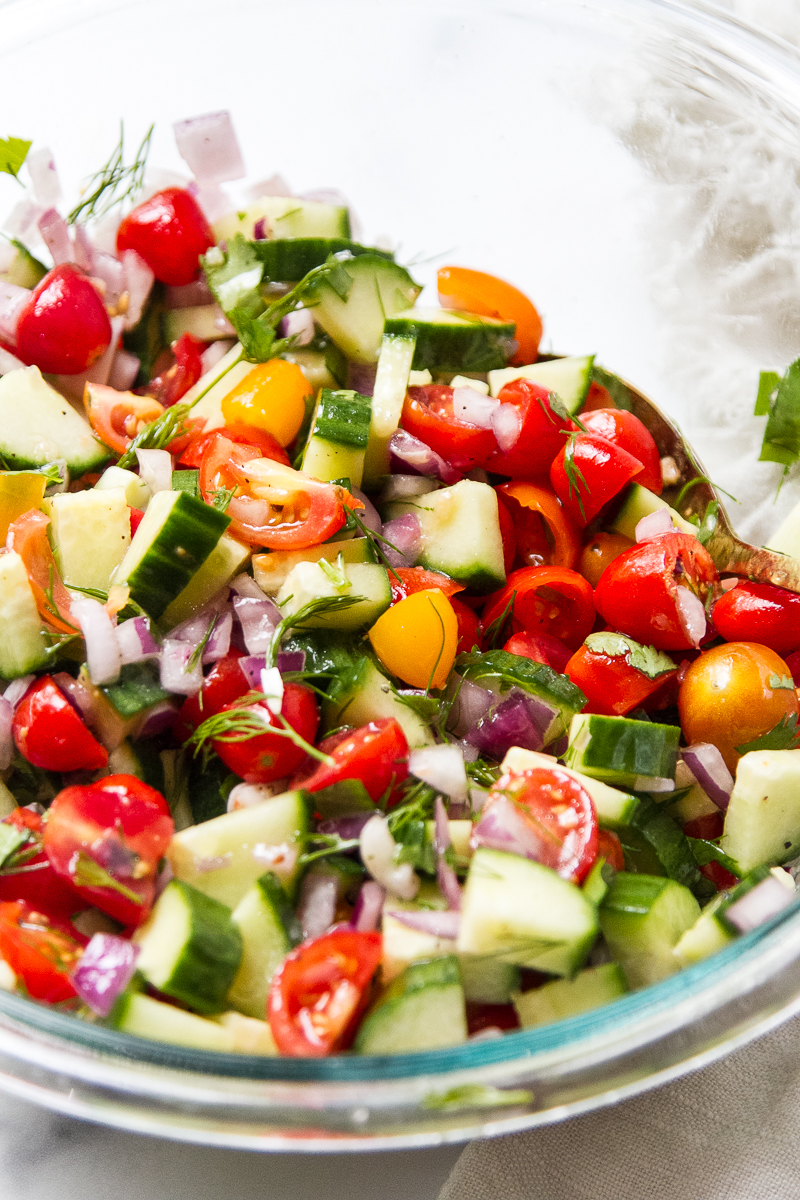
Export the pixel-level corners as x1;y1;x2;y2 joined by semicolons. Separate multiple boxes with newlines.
565;713;680;786
354;956;467;1054
599;872;701;987
384;310;516;373
253;238;393;281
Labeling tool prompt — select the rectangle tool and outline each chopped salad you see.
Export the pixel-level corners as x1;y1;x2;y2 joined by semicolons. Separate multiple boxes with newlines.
0;113;799;1058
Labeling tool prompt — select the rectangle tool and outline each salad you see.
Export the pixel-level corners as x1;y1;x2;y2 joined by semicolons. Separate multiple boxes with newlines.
0;112;799;1059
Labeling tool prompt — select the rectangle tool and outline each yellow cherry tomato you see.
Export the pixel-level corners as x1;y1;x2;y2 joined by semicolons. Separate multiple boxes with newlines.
678;641;799;772
578;532;635;588
369;589;458;690
221;358;311;446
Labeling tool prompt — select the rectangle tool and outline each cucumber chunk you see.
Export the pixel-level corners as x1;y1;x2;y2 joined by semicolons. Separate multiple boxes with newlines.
212;1010;278;1054
0;550;48;679
160;531;250;630
252;537;373;596
254;237;392;281
673;865;779;966
304;255;421;364
301;387;373;487
99;661;170;719
110;991;238;1051
0;366;111;476
610;484;696;540
228;871;299;1019
0;241;46;289
721;750;800;872
513;962;628;1027
459;955;521;1004
384;308;516;373
363;333;417;486
95;465;151;510
164;305;232;344
47;487;131;593
321;657;434;748
599;872;700;987
501;747;640;829
354;956;467;1054
213;197;351;243
133;879;243;1014
276;560;391;631
488;355;595;413
564;713;680;789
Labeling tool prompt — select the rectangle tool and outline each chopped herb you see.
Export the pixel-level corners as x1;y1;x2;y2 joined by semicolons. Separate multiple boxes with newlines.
584;632;675;680
754;370;781;417
0;136;31;183
67;123;153;224
67;584;109;601
769;674;796;691
208;485;235;513
695;499;719;546
187;616;217;672
298;834;361;867
757;355;800;478
561;432;588;519
268;593;367;667
186;691;334;767
72;851;143;905
116;402;191;470
202;234;264;316
674;475;740;510
686;838;741;878
0;824;30;870
736;713;800;754
482;592;515;649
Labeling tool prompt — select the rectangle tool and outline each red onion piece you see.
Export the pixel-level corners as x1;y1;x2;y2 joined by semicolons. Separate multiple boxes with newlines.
174;111;246;184
71;597;121;686
0;280;30;344
188;181;233;224
389;429;461;486
3;676;35;709
90;249;126;309
0;345;24;375
360;814;419;900
233;595;279;656
437;857;463;911
137;700;179;739
4;197;44;241
350;880;385;932
448;677;495;739
120;249;155;331
381;514;421;568
346;364;378;397
0;696;13;771
38;208;73;265
473;795;546;861
451;387;498;429
230;572;273;600
276;649;306;674
53;316;124;395
636;508;673;541
200;340;234;375
675;586;707;648
491;403;522;452
386;908;460;940
318;812;374;840
725;874;795;933
115;615;160;664
164;279;214;309
280;309;315;346
467;688;557;759
51;671;96;720
682;743;734;811
409;745;468;804
634;775;675;793
108;349;140;392
297;872;339;941
245;174;292;201
238;654;266;691
160;639;203;695
71;933;140;1018
347;487;381;535
379;475;438;503
26;146;62;206
136;448;173;494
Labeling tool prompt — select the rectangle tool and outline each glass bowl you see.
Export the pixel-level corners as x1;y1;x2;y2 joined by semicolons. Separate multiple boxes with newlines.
2;0;800;1150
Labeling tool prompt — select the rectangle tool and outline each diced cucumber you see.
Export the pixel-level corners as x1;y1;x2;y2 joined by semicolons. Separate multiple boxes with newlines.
487;355;595;413
212;1010;278;1054
111;489;231;620
282;348;339;393
0;241;46;289
501;747;641;829
322;657;434;748
721;749;800;872
0;551;48;679
160;531;250;630
133;879;243;1014
110;991;237;1051
380;912;454;983
168;789;307;909
46;487;130;593
564;713;680;789
181;342;247;432
213;197;351;243
0;366;111;476
0;470;46;542
227;871;299;1019
582;856;612;906
253;237;392;281
354;956;467;1054
385;479;505;593
457;847;599;975
513;962;628;1027
276;560;391;631
363;333;417;487
99;661;170;719
458;650;585;745
106;738;166;792
301;387;373;488
384;308;516;373
599;872;700;987
164;305;232;344
617;797;705;894
252;537;373;596
95;465;151;510
610;484;696;540
459;955;521;1003
309;777;375;818
304;255;421;365
673;865;776;966
75;665;138;750
666;782;720;826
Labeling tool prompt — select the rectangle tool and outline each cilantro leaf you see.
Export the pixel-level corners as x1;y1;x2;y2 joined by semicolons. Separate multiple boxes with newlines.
0;136;31;183
202;235;264;316
758;355;800;472
769;674;795;691
226;307;278;361
686;837;741;878
736;713;800;754
754;370;780;417
583;632;675;680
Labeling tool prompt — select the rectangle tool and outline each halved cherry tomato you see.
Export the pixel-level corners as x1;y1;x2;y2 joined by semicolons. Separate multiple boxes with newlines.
269;928;382;1056
785;649;800;687
303;718;409;803
180;423;290;469
0;809;85;916
0;900;83;1002
712;582;800;656
577;531;635;588
6;510;77;634
212;683;319;783
503;630;572;673
15;264;112;375
597;829;625;874
498;482;581;570
482;566;596;651
550;432;644;527
44;775;174;927
174;648;247;742
144;333;205;407
452;596;481;653
116;188;214;286
564;642;677;716
84;382;165;457
580;408;662;494
388;566;464;605
487;766;598;882
369;589;459;689
683;813;724;842
582;380;616;412
484;379;576;479
13;676;108;772
495;493;518;575
594;532;718;651
401;385;495;472
437;266;543;365
221;358;311;447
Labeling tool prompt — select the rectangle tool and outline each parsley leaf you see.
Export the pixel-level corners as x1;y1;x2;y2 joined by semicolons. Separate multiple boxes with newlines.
226;307;281;362
584;632;675;680
757;354;800;474
202;235;265;316
0;136;31;183
769;674;795;691
736;713;800;754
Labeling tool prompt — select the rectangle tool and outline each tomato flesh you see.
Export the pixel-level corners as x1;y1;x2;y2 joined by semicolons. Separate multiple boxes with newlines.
484;379;575;479
712;581;800;656
580;409;663;494
401;385;495;472
302;718;409;803
564;644;676;717
16;264;112;375
116;188;214;286
12;676;108;772
550;432;644;527
0;900;83;1003
212;683;319;783
487;766;598;882
0;809;85;916
482;566;596;651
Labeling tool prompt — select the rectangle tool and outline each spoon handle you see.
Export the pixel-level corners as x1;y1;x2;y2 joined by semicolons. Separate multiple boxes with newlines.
705;527;800;595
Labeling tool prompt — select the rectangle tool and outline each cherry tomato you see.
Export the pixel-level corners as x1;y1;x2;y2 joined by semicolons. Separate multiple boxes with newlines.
488;766;598;882
116;188;214;286
369;589;459;689
503;630;572;673
212;683;320;783
221;359;311;447
129;507;146;536
0;809;85;916
6;510;77;634
437;266;543;365
564;642;677;716
683;813;724;842
0;900;83;1003
495;493;518;575
785;649;800;687
466;1002;520;1036
180;423;289;469
15;264;112;375
594;532;718;651
12;676;108;772
712;582;800;656
401;385;496;472
84;382;165;457
388;566;464;605
497;482;581;570
580;409;663;494
44;776;174;928
452;596;481;653
578;532;635;588
700;860;739;892
550;433;644;527
303;718;409;803
678;642;799;772
145;333;205;407
597;828;625;874
269;928;382;1056
582;380;616;412
484;379;576;479
174;648;247;742
481;566;596;651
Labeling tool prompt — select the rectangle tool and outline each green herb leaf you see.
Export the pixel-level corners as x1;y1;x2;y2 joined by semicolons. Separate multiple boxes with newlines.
0;824;30;870
584;632;676;680
72;851;144;905
696;499;719;546
758;355;800;472
202;234;264;315
116;402;191;470
226;308;279;362
67;123;153;224
0;136;31;183
562;433;588;520
686;837;741;878
298;834;361;867
674;474;740;509
769;674;795;691
754;370;781;417
736;713;800;754
482;592;516;650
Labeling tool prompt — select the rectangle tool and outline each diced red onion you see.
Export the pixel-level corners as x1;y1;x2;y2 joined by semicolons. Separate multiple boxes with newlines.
136;700;179;739
233;595;279;656
108;348;140;392
636;508;673;542
3;675;35;709
469;785;490;813
381;514;421;568
3;197;44;241
389;429;461;486
473;795;547;860
458;738;480;764
347;487;381;535
451;387;498;429
280;309;315;346
297;872;339;941
89;249;126;309
238;655;266;690
164;279;215;309
252;218;267;241
227;781;288;812
71;933;140;1018
409;745;468;804
386;908;460;940
188;181;233;224
0;242;15;275
71;597;121;685
154;858;174;900
160;639;203;695
725;874;796;933
467;688;557;758
120;249;155;331
230;573;272;600
300;187;350;207
350;881;385;932
0;345;25;375
345;361;377;397
115;615;160;664
360;814;419;900
0;696;13;771
277;649;306;674
201;340;234;375
136;448;173;495
72;223;93;273
0;281;30;344
203;610;232;663
491;403;522;453
448;677;495;739
682;743;734;811
675;586;707;649
37;208;73;265
259;666;284;714
26;146;62;206
437;857;463;911
174;111;246;184
318;812;374;840
51;671;96;721
55;315;124;393
379;475;438;503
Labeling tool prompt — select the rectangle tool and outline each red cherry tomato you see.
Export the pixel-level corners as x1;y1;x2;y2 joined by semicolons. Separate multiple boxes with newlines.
683;813;724;842
452;596;481;653
401;385;495;472
497;481;581;570
43;775;174;927
0;900;83;1003
145;333;205;407
550;433;644;527
580;409;663;494
482;566;596;651
180;422;290;469
596;828;625;874
12;677;108;772
212;684;319;783
302;718;409;804
268;928;382;1056
0;809;85;916
174;648;247;742
483;379;576;479
487;766;598;882
388;566;464;605
712;582;800;656
582;380;615;412
785;649;800;687
594;532;718;651
700;860;739;892
116;188;214;286
503;630;572;673
129;507;146;536
15;264;112;375
494;492;518;575
564;642;677;716
466;1002;520;1036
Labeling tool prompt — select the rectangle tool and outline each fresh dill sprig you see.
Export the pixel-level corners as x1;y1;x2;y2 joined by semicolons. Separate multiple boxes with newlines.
67;584;109;601
267;594;366;668
67;123;154;225
674;474;740;509
208;486;235;513
298;834;361;867
561;433;588;520
347;508;404;581
186;690;334;766
483;592;516;649
116;402;191;470
187;616;217;673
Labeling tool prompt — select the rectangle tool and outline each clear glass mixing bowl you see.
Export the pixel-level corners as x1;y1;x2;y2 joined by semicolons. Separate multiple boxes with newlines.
2;0;800;1150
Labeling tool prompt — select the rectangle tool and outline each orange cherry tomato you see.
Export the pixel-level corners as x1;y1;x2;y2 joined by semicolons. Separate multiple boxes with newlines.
6;509;76;633
498;482;581;570
582;380;616;412
597;829;625;873
84;383;165;457
369;589;458;689
481;566;596;651
577;532;635;588
221;358;311;447
437;266;543;365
